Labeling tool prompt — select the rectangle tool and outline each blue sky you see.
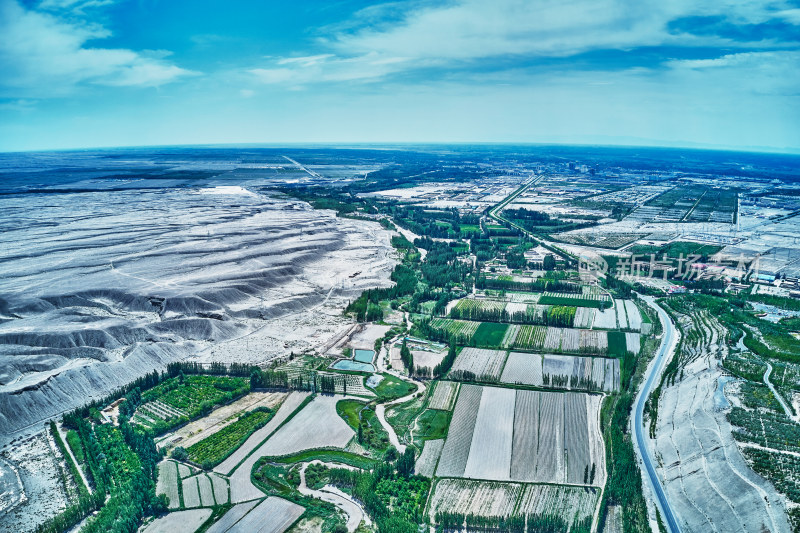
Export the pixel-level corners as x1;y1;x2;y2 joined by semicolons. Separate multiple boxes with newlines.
1;0;799;152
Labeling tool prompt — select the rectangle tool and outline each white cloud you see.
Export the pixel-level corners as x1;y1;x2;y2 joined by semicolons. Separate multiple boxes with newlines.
247;0;799;88
249;52;410;86
0;0;195;97
37;0;116;13
665;50;800;95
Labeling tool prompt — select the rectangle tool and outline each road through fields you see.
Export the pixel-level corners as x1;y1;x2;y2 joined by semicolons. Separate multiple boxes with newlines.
635;295;681;533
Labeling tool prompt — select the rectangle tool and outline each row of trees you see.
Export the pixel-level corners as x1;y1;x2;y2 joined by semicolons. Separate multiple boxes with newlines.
249;368;348;395
434;511;588;532
449;303;575;327
475;276;580;293
400;340;414;373
433;343;458;378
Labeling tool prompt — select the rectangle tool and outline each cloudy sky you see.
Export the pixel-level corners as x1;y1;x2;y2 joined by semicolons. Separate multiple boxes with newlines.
1;0;799;152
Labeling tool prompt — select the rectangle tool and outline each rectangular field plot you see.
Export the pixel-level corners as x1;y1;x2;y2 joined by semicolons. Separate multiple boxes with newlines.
415;439;445;477
500;352;543;386
512;325;546;350
450;298;507;319
437;385;606;485
428;381;459;410
624;300;643;330
534;393;564;483
592;307;617;329
626;332;641;355
449;348;508;381
436;384;482;477
573;307;596;329
501;353;620;392
156;460;180;509
511;326;609;355
472;322;509;347
210;473;229;504
197;474;216;507
538;291;609;308
517;484;599;530
429;479;521;520
430;478;599;526
510;391;540;481
182;476;201;508
463;387;516;480
429;318;479;340
615;301;628;330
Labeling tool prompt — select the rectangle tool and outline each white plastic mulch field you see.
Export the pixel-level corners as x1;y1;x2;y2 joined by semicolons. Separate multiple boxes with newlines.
415;439;445;477
501;352;618;392
182;476;201;508
504;302;528;315
500;352;543;386
436;384;482;477
429;478;600;525
429;479;521;519
428;381;460;410
450;348;508;380
463;387;516;480
615;300;629;330
142;509;213;533
215;391;310;475
225;496;305;533
624;300;643;331
592;307;617;329
573;307;596;329
625;332;641;355
156;460;180;509
436;385;606;485
205;501;259;533
257;395;355;457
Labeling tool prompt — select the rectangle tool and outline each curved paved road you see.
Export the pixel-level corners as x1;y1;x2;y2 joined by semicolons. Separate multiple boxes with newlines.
636;295;681;533
763;362;797;422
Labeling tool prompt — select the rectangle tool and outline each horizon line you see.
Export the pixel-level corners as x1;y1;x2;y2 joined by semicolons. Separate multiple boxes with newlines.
3;140;800;157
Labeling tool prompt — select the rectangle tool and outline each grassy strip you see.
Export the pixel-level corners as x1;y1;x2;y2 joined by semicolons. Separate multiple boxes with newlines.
472;322;509;347
414;409;452;440
49;421;89;498
336;399;366;430
607;331;628;357
369;373;417;401
66;430;85;464
597;352;653;532
266;449;378;470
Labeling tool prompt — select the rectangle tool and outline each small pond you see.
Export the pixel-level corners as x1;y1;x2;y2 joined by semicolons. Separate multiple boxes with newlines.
353;349;374;364
331;360;374;372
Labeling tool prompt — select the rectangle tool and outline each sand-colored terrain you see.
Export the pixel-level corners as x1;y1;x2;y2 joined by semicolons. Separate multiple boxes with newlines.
0;190;396;445
651;313;790;532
